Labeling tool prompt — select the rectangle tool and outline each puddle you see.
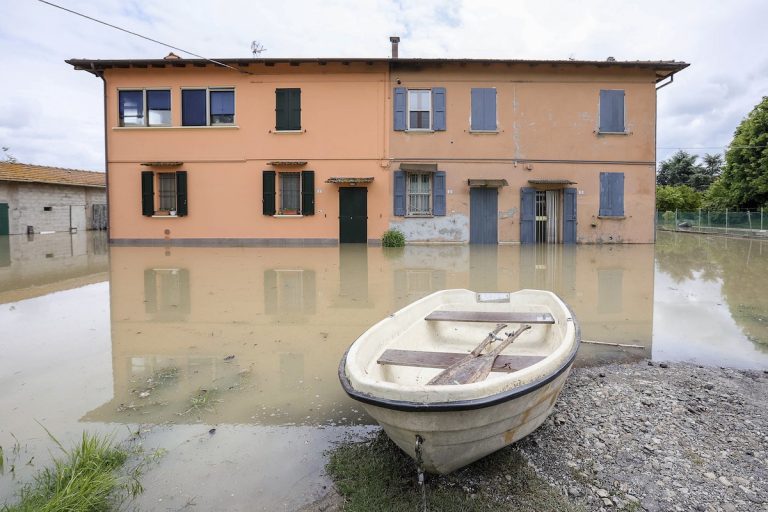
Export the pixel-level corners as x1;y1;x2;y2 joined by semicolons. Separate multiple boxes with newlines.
1;230;767;508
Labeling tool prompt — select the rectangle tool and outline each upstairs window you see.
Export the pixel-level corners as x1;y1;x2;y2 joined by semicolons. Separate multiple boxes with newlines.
182;88;235;126
470;88;497;131
275;88;301;131
394;87;446;131
599;89;625;133
119;89;170;127
408;90;431;130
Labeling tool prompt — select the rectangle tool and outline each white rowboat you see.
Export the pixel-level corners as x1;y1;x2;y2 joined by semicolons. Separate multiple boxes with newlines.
339;289;579;474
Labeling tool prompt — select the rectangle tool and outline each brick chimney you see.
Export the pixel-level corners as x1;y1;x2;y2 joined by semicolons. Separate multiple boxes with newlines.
390;36;400;59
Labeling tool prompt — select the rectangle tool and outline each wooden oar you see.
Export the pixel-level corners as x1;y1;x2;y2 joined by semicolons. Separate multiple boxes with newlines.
428;324;531;385
426;323;507;386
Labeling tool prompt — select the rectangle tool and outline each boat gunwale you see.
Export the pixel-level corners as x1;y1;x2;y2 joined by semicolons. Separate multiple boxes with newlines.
338;293;581;413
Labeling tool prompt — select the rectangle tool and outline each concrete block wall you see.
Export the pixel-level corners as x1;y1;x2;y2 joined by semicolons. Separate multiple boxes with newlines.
0;182;106;235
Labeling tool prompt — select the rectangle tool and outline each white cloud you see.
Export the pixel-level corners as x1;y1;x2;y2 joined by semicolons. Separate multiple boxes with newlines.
1;0;767;169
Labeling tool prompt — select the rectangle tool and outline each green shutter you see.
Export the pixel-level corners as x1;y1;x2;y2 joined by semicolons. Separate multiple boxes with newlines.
289;89;301;130
263;170;276;215
276;89;289;130
301;170;315;215
141;171;154;216
176;171;188;216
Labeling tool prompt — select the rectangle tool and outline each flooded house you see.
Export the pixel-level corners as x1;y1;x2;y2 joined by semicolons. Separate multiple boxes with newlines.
0;162;106;236
67;40;686;245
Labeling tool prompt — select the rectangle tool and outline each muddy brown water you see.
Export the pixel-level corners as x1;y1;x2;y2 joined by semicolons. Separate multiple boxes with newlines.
1;231;766;510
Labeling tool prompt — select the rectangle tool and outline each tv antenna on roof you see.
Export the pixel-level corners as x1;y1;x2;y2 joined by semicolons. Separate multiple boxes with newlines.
251;41;267;57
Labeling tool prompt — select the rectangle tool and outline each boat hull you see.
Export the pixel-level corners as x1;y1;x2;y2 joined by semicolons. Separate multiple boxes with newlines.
359;363;572;474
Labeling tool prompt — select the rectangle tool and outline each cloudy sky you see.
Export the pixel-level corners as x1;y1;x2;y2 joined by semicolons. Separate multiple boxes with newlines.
1;0;766;171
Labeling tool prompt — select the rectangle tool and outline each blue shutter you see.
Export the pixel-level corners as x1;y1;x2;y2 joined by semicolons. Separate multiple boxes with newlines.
599;90;625;133
520;187;536;244
471;88;496;131
600;172;625;216
210;90;234;115
433;171;446;216
432;87;446;131
146;90;170;110
393;87;406;131
484;89;497;130
393;170;406;216
182;89;207;126
563;188;577;244
471;88;483;130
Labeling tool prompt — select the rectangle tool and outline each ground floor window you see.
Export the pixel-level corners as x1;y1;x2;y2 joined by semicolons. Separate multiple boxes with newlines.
158;173;177;211
407;172;432;215
279;172;301;213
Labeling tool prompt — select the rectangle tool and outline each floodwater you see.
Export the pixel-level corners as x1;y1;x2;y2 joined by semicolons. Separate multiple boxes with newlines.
1;230;767;510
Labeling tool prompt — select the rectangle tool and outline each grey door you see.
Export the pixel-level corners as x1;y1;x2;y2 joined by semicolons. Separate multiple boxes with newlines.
470;188;498;244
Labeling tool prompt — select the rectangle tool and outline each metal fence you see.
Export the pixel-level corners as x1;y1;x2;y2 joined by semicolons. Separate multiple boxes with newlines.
656;209;768;238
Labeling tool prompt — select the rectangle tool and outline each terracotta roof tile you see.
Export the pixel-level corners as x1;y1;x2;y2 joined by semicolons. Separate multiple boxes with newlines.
0;162;105;188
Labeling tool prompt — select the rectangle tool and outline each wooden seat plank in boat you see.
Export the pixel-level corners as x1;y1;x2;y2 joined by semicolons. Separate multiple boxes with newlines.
377;349;545;373
425;310;555;324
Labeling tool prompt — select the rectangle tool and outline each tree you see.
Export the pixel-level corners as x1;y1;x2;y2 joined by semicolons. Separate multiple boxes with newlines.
720;96;768;209
656;185;702;211
657;150;701;187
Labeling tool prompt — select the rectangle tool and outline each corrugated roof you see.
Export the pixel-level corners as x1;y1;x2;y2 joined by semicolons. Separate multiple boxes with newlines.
0;162;105;188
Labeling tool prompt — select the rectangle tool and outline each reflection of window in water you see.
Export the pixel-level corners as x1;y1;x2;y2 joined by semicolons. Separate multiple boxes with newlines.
279;353;305;391
144;268;190;318
598;268;623;314
394;269;447;306
264;269;316;315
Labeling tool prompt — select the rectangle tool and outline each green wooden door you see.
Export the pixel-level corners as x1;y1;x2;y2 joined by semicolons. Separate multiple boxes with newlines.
0;203;9;236
339;188;367;243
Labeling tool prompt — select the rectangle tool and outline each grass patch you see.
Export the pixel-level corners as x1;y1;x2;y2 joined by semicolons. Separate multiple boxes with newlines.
327;431;583;512
1;431;139;512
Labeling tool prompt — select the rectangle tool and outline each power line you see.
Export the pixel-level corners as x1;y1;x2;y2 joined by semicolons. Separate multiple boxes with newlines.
37;0;252;75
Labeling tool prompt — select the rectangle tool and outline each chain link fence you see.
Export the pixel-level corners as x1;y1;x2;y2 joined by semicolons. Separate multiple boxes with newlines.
657;209;768;238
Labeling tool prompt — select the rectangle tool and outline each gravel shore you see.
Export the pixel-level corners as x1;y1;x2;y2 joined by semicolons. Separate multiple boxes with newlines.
520;361;768;512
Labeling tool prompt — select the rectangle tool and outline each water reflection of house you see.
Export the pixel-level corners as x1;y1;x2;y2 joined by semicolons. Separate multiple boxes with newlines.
0;231;108;303
86;244;654;426
67;39;686;245
0;162;106;235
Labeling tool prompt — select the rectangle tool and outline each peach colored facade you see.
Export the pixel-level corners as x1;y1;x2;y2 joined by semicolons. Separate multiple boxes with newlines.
68;55;686;245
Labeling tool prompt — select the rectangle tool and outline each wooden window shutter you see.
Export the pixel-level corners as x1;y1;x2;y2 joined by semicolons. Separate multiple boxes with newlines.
563;188;577;244
599;90;625;133
141;170;154;216
393;170;406;215
175;171;188;216
289;89;301;130
263;170;276;215
599;172;625;216
432;87;446;131
432;171;446;216
393;87;406;131
520;187;536;244
301;170;315;215
471;88;496;131
275;89;289;130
